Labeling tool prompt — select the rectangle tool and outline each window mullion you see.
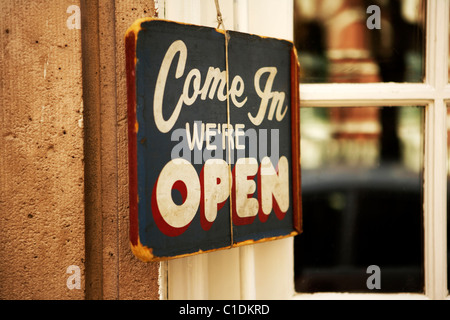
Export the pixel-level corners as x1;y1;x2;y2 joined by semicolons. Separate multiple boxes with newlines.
425;0;449;88
423;0;449;300
424;98;448;299
300;83;435;107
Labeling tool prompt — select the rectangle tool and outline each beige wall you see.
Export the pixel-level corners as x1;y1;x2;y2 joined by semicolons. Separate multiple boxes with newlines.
0;0;159;300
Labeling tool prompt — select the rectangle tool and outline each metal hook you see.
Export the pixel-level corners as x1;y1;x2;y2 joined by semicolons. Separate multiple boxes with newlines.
215;0;225;30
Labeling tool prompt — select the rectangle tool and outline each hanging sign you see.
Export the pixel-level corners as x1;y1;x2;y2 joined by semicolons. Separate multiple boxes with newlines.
126;18;301;262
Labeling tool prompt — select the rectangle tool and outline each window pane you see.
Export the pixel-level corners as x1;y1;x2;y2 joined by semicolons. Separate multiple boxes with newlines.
295;106;424;293
294;0;425;83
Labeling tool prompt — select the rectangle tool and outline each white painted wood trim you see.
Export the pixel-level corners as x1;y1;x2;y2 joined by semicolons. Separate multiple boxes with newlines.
158;0;213;301
234;0;257;302
423;0;449;300
239;245;257;300
161;0;296;300
293;293;429;300
300;83;441;107
160;0;450;300
240;0;295;301
233;0;249;32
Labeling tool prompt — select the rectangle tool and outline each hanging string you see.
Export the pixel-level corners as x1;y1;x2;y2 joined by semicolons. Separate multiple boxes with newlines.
214;0;225;30
214;0;234;247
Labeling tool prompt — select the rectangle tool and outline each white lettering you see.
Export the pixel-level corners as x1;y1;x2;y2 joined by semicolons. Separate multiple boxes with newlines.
235;124;245;150
154;40;187;133
153;40;251;133
259;156;290;221
250;67;288;126
230;75;247;108
202;159;229;227
153;40;296;133
186;122;205;150
183;68;202;105
155;159;200;229
205;123;217;151
234;158;259;219
200;67;227;101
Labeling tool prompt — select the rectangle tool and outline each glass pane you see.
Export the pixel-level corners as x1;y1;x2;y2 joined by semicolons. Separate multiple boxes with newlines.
294;0;425;83
295;106;424;293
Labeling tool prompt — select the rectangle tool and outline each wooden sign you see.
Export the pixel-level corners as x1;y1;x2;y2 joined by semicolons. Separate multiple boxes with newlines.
125;18;301;262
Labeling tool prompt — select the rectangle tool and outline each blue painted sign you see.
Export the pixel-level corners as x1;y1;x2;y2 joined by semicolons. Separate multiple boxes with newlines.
126;18;301;261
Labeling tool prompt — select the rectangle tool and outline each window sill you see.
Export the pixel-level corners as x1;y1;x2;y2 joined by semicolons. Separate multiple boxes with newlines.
292;292;431;300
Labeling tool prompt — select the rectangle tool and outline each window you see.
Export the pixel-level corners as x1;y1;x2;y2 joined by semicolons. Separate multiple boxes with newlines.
159;0;450;300
296;105;425;294
295;0;449;299
294;0;425;84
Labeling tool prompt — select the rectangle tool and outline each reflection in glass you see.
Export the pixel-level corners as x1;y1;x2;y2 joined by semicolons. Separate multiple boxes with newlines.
294;0;425;83
295;106;424;293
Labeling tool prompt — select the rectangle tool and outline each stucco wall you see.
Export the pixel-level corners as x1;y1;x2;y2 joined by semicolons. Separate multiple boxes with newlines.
0;0;160;300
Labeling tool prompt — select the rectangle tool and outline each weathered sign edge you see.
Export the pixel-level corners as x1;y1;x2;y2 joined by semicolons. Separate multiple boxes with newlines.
125;18;302;263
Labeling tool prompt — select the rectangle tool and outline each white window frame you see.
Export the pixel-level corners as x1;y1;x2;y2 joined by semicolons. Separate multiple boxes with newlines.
158;0;450;300
296;0;450;300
